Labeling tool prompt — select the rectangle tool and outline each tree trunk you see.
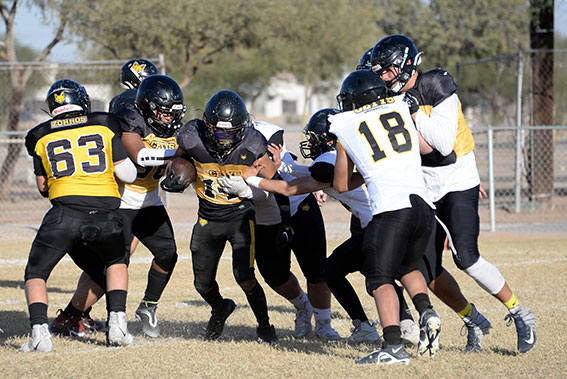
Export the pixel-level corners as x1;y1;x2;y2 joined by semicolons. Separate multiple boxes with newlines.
528;0;554;206
0;85;25;201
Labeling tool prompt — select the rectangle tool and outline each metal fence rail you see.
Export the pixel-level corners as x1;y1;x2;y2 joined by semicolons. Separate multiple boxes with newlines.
0;125;565;242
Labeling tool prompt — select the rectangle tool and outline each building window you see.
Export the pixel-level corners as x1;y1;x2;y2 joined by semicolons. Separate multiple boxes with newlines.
282;100;296;114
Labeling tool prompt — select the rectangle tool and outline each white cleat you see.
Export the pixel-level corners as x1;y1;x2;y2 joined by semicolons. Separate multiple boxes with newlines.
293;303;313;338
106;311;135;347
400;319;420;348
418;309;441;357
20;323;53;353
314;319;341;340
348;319;381;343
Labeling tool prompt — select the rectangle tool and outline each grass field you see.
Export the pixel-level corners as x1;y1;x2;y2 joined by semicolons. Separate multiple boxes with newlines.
1;235;566;378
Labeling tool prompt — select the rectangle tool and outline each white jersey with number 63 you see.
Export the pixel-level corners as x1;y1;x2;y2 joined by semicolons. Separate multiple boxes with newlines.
329;95;434;216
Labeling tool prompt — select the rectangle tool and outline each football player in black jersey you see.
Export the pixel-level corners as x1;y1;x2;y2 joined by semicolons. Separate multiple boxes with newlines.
108;58;158;112
371;34;536;354
164;90;278;343
21;79;138;352
52;75;184;339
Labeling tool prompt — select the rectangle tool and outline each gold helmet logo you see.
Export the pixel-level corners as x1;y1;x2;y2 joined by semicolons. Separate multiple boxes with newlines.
54;91;65;104
131;61;146;74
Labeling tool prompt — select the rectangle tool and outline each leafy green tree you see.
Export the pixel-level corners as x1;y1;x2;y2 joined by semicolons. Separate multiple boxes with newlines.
0;0;69;199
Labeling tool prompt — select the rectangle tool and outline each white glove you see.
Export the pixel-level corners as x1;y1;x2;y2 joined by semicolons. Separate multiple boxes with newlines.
218;176;253;199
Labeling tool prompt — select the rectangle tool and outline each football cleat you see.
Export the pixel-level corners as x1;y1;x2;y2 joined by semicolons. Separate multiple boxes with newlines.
348;319;381;343
20;323;53;353
293;303;313;338
400;319;420;348
462;304;492;353
505;303;537;353
418;308;441;357
205;299;236;341
355;343;410;365
106;311;134;347
135;300;160;338
51;309;103;337
256;324;278;343
314;319;341;340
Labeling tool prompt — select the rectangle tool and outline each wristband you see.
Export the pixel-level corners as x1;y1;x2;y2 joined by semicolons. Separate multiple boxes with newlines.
246;176;262;188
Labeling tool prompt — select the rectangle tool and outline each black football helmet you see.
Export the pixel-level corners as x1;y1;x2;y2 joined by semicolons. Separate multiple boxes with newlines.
336;70;389;111
120;59;158;89
356;48;373;70
46;79;91;119
203;90;249;158
299;108;341;159
370;34;422;94
135;75;185;138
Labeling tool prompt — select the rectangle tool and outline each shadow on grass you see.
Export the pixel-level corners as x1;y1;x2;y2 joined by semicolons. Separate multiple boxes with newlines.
0;310;30;346
0;279;74;294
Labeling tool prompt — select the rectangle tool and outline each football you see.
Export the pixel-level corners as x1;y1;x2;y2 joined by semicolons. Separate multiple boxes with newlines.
169;156;196;186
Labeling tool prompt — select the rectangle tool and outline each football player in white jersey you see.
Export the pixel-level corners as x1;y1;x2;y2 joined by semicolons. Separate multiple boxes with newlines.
330;70;440;364
371;34;536;354
222;109;414;344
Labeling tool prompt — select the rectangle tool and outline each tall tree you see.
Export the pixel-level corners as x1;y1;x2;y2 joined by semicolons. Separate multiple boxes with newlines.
0;0;69;200
528;0;554;204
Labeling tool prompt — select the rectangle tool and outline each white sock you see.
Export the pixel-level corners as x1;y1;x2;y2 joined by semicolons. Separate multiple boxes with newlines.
290;289;309;310
313;307;331;323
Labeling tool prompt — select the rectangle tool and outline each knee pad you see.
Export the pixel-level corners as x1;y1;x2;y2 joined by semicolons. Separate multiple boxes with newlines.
194;279;212;295
365;276;395;296
463;256;506;295
450;237;480;270
153;248;178;272
233;266;255;285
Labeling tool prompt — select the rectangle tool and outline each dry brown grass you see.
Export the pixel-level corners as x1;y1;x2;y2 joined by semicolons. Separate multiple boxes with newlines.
1;233;566;378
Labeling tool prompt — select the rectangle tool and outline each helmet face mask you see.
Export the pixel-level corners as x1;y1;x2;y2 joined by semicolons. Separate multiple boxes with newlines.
299;108;340;159
135;75;185;138
337;70;389;111
120;59;158;89
46;79;91;119
203;90;249;159
370;34;422;94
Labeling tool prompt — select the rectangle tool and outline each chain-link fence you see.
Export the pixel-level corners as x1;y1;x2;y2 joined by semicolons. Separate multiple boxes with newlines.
458;50;567;232
1;55;565;243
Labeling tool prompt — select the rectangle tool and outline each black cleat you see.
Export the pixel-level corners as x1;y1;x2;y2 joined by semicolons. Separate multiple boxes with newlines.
205;299;236;341
256;324;278;343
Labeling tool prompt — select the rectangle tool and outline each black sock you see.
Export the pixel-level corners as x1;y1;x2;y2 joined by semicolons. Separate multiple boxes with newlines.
201;282;224;309
327;277;368;322
143;267;170;303
106;290;127;313
245;282;270;327
412;292;432;316
382;325;402;346
63;303;83;318
28;302;48;327
395;284;413;322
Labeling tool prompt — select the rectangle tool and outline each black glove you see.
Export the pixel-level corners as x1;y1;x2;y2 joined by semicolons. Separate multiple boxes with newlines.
274;224;294;251
405;87;420;115
160;169;190;193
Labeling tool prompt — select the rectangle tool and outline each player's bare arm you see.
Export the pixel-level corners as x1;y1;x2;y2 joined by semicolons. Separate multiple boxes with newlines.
35;175;48;198
254;175;328;197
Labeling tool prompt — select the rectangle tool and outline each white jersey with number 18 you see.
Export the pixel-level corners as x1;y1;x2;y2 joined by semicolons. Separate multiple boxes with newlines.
329;95;434;216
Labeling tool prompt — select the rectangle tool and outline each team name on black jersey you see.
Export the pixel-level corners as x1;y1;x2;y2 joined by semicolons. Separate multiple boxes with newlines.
176;119;268;221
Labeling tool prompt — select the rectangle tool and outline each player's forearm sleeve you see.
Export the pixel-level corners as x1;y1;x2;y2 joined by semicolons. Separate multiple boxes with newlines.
114;157;137;183
136;147;177;167
415;94;459;156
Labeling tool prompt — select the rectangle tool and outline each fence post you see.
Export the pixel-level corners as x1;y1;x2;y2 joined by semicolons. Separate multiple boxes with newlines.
488;125;496;232
514;51;524;213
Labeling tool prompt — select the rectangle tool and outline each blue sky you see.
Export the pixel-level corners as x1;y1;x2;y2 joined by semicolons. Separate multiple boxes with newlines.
11;2;567;61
